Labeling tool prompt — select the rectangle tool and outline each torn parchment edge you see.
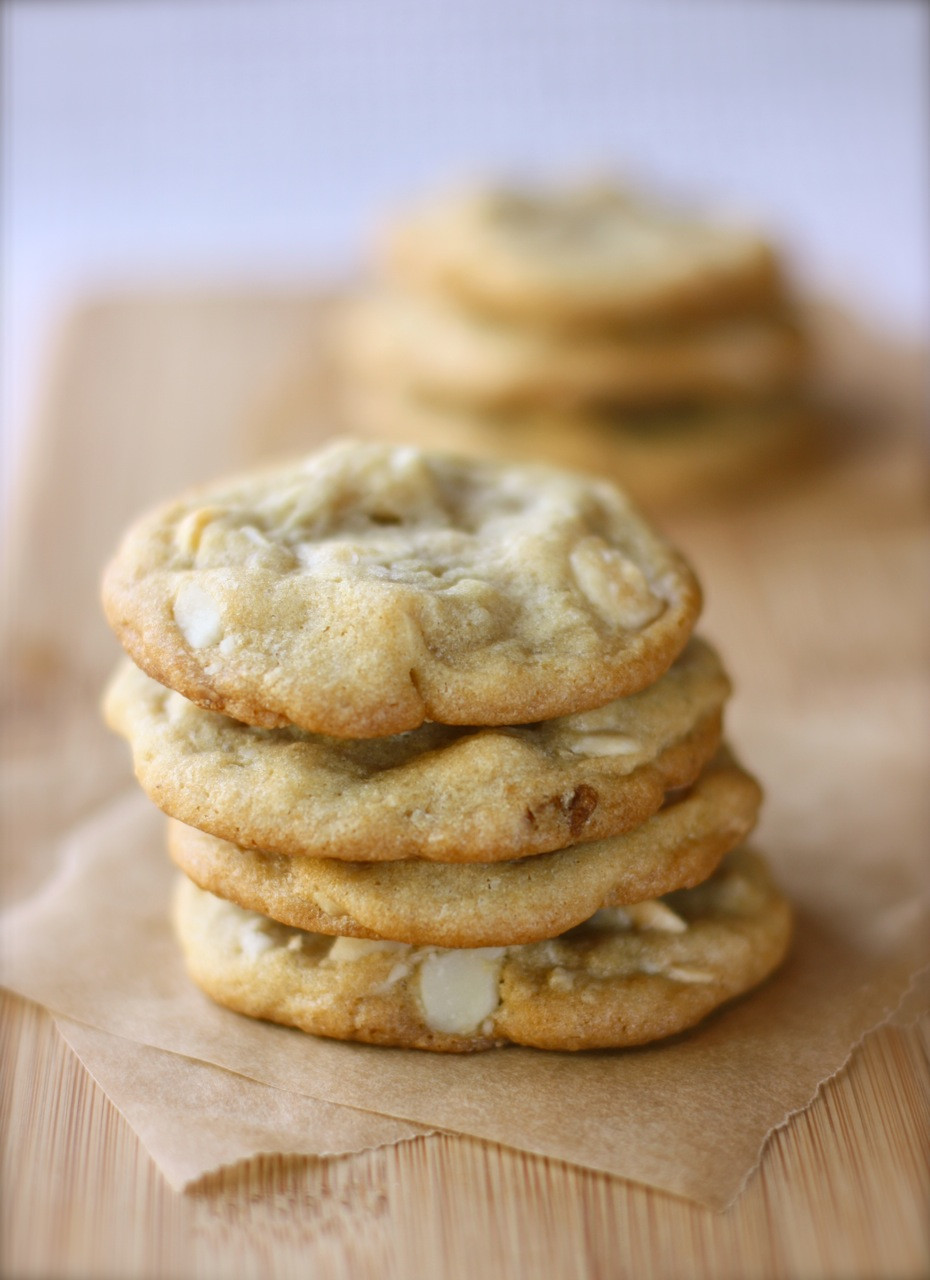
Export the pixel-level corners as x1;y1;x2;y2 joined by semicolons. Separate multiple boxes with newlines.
722;961;930;1212
52;1013;436;1193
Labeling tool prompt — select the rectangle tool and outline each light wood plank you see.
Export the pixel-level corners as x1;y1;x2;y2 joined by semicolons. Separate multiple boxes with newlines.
3;993;928;1280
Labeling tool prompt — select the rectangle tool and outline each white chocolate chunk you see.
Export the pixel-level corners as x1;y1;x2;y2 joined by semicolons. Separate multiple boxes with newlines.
328;936;408;962
295;542;362;576
313;890;345;919
665;965;715;984
624;900;688;933
165;689;193;726
417;947;505;1035
173;581;224;649
564;732;641;758
238;920;275;957
173;505;226;556
372;961;413;995
548;967;575;992
569;536;664;629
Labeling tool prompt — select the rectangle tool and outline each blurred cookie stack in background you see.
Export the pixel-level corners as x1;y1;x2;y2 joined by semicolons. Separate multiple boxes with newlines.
338;181;817;509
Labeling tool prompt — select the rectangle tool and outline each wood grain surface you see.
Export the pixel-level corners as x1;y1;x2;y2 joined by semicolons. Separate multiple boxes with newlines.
1;293;927;1280
2;994;927;1280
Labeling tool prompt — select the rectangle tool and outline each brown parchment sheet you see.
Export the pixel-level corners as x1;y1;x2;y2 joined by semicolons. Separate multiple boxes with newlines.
53;1017;430;1191
1;295;927;1208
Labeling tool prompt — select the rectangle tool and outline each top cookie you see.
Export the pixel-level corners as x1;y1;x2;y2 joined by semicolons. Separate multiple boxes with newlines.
381;183;783;330
101;441;701;737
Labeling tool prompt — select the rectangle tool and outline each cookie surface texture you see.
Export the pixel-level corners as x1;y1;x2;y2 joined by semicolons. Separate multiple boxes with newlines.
102;441;701;737
381;184;782;329
172;847;792;1052
105;636;726;861
166;749;762;947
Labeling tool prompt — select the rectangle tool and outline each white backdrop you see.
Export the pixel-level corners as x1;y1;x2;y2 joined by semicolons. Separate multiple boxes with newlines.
2;0;927;491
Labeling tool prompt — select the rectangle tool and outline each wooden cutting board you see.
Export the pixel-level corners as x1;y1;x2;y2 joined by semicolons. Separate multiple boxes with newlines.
2;293;927;1280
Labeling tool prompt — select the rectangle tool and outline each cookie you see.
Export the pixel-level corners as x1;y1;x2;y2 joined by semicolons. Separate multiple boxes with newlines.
380;184;783;331
338;290;807;410
101;441;701;738
104;636;727;862
350;392;817;510
167;749;762;947
172;846;792;1051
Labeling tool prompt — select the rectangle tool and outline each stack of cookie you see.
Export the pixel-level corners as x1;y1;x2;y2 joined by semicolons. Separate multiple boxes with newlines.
102;440;791;1052
338;182;814;506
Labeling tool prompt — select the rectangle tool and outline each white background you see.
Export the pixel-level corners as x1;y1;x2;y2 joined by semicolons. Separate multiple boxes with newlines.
2;0;927;493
